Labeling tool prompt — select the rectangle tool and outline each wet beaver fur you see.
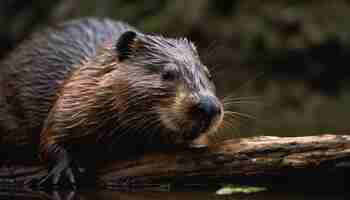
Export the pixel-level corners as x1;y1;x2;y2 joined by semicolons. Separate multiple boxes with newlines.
0;18;223;187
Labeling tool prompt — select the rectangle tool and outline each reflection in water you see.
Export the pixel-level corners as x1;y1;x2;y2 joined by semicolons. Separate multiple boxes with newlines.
0;189;348;200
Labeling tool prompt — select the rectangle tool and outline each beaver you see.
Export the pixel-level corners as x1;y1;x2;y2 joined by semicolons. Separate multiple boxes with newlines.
0;18;223;186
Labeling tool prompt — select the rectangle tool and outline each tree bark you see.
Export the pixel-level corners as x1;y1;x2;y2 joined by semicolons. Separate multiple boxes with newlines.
1;134;350;191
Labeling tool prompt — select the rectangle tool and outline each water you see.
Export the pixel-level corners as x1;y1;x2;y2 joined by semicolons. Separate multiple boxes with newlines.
0;189;348;200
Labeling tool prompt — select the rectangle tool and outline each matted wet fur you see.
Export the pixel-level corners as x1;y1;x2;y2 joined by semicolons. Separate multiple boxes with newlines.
0;18;223;187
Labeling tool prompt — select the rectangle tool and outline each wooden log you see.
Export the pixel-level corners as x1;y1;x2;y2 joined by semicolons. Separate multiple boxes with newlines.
1;134;350;191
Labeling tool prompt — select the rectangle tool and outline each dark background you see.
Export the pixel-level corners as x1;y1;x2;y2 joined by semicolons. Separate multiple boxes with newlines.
1;0;349;138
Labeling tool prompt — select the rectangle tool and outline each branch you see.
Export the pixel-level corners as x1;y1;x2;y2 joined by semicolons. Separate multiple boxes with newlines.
1;134;350;191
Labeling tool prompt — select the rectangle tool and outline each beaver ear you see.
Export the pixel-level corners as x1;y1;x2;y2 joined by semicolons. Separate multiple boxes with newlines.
115;31;138;61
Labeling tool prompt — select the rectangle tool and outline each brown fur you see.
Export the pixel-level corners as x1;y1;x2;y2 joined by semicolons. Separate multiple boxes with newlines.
0;18;222;185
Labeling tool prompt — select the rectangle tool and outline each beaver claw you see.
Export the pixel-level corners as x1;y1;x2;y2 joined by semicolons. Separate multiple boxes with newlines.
39;165;76;187
37;153;79;188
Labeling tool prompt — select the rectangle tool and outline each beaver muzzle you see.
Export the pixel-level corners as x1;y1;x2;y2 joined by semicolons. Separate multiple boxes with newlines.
191;94;222;135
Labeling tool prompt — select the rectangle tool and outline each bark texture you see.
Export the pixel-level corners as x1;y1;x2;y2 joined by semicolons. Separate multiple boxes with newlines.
1;134;350;191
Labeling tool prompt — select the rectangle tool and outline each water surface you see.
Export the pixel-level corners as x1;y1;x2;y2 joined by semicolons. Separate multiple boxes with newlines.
0;189;348;200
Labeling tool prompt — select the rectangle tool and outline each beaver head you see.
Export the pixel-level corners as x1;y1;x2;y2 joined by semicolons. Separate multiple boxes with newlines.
60;31;224;147
103;31;223;144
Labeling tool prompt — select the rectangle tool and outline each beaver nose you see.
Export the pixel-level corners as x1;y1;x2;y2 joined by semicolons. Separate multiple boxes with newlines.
195;95;222;124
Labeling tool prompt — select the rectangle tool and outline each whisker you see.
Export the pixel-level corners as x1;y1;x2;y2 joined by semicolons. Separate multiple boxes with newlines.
222;120;238;133
224;111;257;120
223;100;265;106
222;95;262;102
220;71;265;106
224;117;240;127
221;119;241;137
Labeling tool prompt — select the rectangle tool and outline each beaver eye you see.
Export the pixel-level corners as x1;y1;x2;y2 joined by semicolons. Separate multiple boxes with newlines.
162;69;177;81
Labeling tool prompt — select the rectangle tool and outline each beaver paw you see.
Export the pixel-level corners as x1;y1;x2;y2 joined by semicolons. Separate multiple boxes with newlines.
37;154;80;189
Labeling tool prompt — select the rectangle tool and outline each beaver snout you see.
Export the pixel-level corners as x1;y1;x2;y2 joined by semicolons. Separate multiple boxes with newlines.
195;95;222;121
192;95;223;133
